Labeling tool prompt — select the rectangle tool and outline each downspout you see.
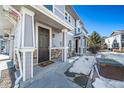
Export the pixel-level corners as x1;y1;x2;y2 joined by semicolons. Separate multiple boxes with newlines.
14;50;23;88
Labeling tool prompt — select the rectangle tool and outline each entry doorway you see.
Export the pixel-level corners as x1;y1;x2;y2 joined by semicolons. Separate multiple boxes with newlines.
75;39;78;53
38;26;49;63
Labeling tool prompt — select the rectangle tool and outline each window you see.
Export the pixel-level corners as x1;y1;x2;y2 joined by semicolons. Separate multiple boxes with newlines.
113;43;119;48
121;34;124;41
122;43;124;47
112;39;119;48
65;12;68;20
44;5;53;12
78;28;80;33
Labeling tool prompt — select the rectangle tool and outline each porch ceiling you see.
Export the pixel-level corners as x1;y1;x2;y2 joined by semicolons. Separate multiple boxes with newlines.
0;17;14;33
35;12;65;30
12;5;74;31
25;6;74;31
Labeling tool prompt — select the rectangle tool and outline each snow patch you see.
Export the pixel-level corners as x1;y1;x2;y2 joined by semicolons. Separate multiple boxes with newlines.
0;60;13;70
93;78;112;88
0;54;9;61
97;52;124;65
69;56;96;75
93;77;124;88
68;56;80;63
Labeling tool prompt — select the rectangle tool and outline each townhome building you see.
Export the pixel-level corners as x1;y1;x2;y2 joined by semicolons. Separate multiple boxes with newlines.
105;30;124;51
0;5;88;86
74;20;88;55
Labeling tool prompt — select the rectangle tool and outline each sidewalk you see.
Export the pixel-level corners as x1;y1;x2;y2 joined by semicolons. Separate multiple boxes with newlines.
20;62;81;88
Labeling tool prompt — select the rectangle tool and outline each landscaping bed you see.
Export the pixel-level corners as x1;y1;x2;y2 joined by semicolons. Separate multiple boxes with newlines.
0;68;15;88
96;54;124;81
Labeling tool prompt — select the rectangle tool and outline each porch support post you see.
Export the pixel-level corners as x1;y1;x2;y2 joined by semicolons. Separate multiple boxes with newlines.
9;34;14;60
49;28;52;60
62;29;68;62
80;36;83;55
119;35;122;51
21;7;35;81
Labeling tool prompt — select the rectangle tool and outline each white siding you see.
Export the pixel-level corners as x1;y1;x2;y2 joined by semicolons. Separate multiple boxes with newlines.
75;20;82;35
54;5;65;13
65;10;75;27
54;5;65;21
105;34;121;49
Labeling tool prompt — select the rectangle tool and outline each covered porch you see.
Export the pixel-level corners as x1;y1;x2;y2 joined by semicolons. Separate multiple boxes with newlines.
0;6;17;59
9;5;76;84
30;5;75;65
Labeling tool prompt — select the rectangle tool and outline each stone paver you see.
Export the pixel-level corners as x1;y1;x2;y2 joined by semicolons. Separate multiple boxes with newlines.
20;62;81;88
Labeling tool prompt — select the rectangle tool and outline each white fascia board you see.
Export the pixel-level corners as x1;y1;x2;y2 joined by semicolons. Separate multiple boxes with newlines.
21;7;35;16
31;5;74;31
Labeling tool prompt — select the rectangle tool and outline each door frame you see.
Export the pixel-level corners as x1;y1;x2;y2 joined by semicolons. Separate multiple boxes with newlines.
36;22;52;64
75;38;79;53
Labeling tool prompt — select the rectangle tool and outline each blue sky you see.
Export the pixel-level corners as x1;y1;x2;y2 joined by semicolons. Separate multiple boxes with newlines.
73;5;124;37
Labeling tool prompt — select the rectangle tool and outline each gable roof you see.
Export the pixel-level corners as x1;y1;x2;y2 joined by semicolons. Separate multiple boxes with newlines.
111;30;124;36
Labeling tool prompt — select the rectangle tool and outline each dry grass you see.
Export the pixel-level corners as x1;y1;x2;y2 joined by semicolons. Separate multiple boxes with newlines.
0;68;15;88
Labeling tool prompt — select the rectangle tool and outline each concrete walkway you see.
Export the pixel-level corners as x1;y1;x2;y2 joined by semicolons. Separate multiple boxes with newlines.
20;62;81;88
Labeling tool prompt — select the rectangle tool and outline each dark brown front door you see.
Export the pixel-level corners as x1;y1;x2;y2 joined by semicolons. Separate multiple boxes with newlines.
76;39;78;53
38;26;49;63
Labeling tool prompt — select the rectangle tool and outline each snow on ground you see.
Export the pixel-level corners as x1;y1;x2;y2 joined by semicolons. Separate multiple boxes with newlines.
97;52;124;65
93;77;124;88
0;60;13;70
69;56;96;75
0;54;9;61
68;56;80;63
93;62;124;88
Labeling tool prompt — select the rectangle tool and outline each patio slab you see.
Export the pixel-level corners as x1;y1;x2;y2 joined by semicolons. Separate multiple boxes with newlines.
20;62;81;88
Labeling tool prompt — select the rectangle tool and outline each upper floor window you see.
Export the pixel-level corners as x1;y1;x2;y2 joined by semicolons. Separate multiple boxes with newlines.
78;28;80;33
121;34;124;41
65;12;68;20
44;5;53;12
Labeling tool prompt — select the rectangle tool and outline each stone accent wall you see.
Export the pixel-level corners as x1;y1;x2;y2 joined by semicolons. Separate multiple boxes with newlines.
113;48;124;53
33;49;37;65
51;49;62;61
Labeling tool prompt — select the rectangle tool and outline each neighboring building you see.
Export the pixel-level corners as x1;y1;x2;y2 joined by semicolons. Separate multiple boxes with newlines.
74;20;88;55
0;5;88;85
105;30;124;51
